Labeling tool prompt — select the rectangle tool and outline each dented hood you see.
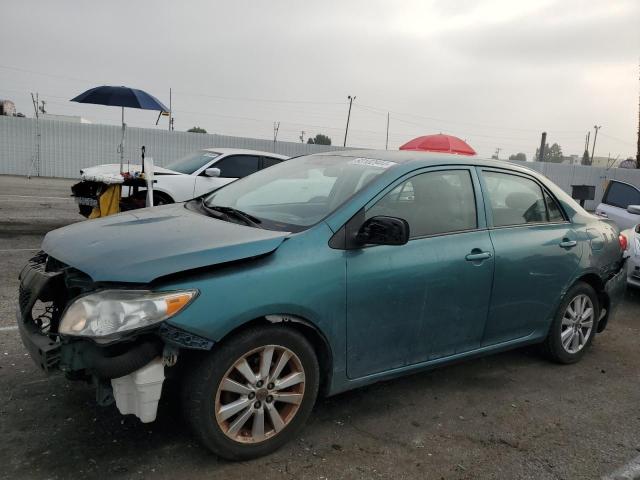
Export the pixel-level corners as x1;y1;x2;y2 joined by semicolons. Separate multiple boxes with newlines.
42;204;290;283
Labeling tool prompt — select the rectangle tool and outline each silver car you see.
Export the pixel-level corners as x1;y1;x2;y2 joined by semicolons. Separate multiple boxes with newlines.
595;180;640;230
621;224;640;288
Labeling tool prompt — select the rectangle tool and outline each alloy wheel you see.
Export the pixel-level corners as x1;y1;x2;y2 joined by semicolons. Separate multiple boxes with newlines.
215;345;306;444
560;294;594;354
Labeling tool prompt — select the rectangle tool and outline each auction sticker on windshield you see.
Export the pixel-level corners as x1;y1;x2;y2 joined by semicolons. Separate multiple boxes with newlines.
348;158;397;169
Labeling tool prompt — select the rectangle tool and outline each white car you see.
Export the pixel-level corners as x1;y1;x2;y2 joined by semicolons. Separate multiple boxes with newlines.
595;180;640;230
621;224;640;288
79;148;289;206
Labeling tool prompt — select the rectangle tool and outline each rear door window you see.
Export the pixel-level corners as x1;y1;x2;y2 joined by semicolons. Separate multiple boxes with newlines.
544;191;565;222
603;181;640;208
482;171;548;226
213;155;260;178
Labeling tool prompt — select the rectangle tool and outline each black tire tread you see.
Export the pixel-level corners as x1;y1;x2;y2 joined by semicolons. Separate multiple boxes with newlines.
181;325;319;460
541;281;599;364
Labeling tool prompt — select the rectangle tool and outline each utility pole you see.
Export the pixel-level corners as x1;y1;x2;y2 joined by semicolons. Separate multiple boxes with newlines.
343;95;355;147
385;112;389;150
299;130;305;143
538;132;547;162
494;147;502;160
637;62;640;168
591;125;602;164
28;93;41;178
169;88;172;131
584;131;590;152
273;121;280;146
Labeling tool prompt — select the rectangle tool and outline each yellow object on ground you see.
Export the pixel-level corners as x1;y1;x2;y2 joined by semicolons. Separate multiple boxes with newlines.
89;184;122;218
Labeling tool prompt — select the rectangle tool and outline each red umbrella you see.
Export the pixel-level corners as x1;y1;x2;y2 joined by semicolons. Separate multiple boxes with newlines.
399;134;476;156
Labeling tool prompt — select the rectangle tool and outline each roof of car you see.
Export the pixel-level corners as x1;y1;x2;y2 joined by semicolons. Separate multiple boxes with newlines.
201;147;289;159
315;149;540;174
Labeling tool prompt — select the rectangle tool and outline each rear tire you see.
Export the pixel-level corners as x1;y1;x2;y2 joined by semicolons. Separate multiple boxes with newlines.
181;326;319;460
542;282;599;364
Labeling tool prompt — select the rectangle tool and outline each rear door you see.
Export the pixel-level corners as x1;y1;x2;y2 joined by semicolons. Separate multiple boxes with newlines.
478;168;583;345
596;180;640;230
193;154;260;197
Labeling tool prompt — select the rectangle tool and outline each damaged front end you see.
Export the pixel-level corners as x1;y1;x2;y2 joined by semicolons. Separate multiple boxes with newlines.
16;252;210;423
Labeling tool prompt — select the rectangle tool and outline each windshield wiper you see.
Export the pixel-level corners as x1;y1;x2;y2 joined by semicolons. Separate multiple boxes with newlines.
200;200;263;228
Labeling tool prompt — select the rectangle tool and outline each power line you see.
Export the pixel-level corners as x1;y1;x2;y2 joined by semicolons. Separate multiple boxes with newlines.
0;63;92;84
355;102;585;135
172;89;344;106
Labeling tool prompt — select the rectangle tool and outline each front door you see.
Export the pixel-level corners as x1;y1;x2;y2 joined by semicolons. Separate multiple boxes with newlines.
478;169;583;345
345;167;495;379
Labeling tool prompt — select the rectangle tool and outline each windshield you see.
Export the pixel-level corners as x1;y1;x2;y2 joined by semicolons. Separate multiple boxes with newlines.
203;155;396;230
165;150;220;174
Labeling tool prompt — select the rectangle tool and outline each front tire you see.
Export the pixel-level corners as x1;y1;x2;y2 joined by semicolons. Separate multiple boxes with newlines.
542;282;599;364
132;190;174;206
181;326;319;460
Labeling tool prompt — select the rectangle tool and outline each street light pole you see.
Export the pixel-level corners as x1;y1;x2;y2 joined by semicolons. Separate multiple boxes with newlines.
343;95;355;147
591;125;602;164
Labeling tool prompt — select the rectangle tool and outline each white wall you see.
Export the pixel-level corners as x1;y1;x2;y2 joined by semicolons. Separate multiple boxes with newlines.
2;116;639;210
0;116;346;178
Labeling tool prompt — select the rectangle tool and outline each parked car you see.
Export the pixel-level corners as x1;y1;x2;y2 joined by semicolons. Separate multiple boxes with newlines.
621;224;640;288
18;151;628;460
72;148;289;216
595;179;640;230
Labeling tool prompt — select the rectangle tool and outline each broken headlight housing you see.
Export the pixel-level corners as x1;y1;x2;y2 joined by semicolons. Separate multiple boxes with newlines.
59;290;197;340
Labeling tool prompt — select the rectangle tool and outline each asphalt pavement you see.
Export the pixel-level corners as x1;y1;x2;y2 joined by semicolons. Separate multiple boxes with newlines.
1;174;640;480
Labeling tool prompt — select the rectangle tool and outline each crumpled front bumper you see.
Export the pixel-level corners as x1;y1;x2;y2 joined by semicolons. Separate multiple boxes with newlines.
16;252;214;423
16;254;64;373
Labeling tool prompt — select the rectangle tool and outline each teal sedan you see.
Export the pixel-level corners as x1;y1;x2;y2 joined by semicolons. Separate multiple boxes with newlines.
17;151;628;460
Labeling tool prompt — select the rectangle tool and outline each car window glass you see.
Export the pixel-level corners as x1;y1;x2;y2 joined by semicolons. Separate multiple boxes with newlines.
165;151;220;174
262;157;282;169
604;182;640;208
206;155;390;229
213;155;260;178
483;171;547;226
366;170;477;238
544;191;565;222
236;168;336;206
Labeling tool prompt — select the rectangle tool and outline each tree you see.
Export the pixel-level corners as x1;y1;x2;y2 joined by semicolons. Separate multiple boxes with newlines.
508;152;527;161
307;133;331;145
534;142;563;163
581;149;591;166
187;126;207;134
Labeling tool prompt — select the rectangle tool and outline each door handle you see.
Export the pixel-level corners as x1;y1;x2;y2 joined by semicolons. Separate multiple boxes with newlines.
465;251;492;261
596;211;608;218
559;239;577;248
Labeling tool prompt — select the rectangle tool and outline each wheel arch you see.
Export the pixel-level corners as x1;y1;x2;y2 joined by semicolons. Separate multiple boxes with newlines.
212;314;334;397
573;272;609;332
151;188;174;203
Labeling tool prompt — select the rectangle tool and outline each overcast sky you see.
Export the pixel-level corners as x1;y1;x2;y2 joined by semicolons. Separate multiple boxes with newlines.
1;0;638;159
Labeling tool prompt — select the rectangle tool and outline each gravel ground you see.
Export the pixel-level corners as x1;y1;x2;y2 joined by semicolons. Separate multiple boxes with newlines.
1;174;639;480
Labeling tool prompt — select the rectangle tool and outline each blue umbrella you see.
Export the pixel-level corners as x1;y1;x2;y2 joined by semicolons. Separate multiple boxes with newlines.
71;86;168;171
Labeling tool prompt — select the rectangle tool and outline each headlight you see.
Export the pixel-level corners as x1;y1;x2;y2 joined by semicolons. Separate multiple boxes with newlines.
59;289;197;339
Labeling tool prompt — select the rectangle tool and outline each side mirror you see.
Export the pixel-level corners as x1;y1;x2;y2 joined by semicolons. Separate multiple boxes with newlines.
627;205;640;215
204;167;221;178
356;216;409;246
